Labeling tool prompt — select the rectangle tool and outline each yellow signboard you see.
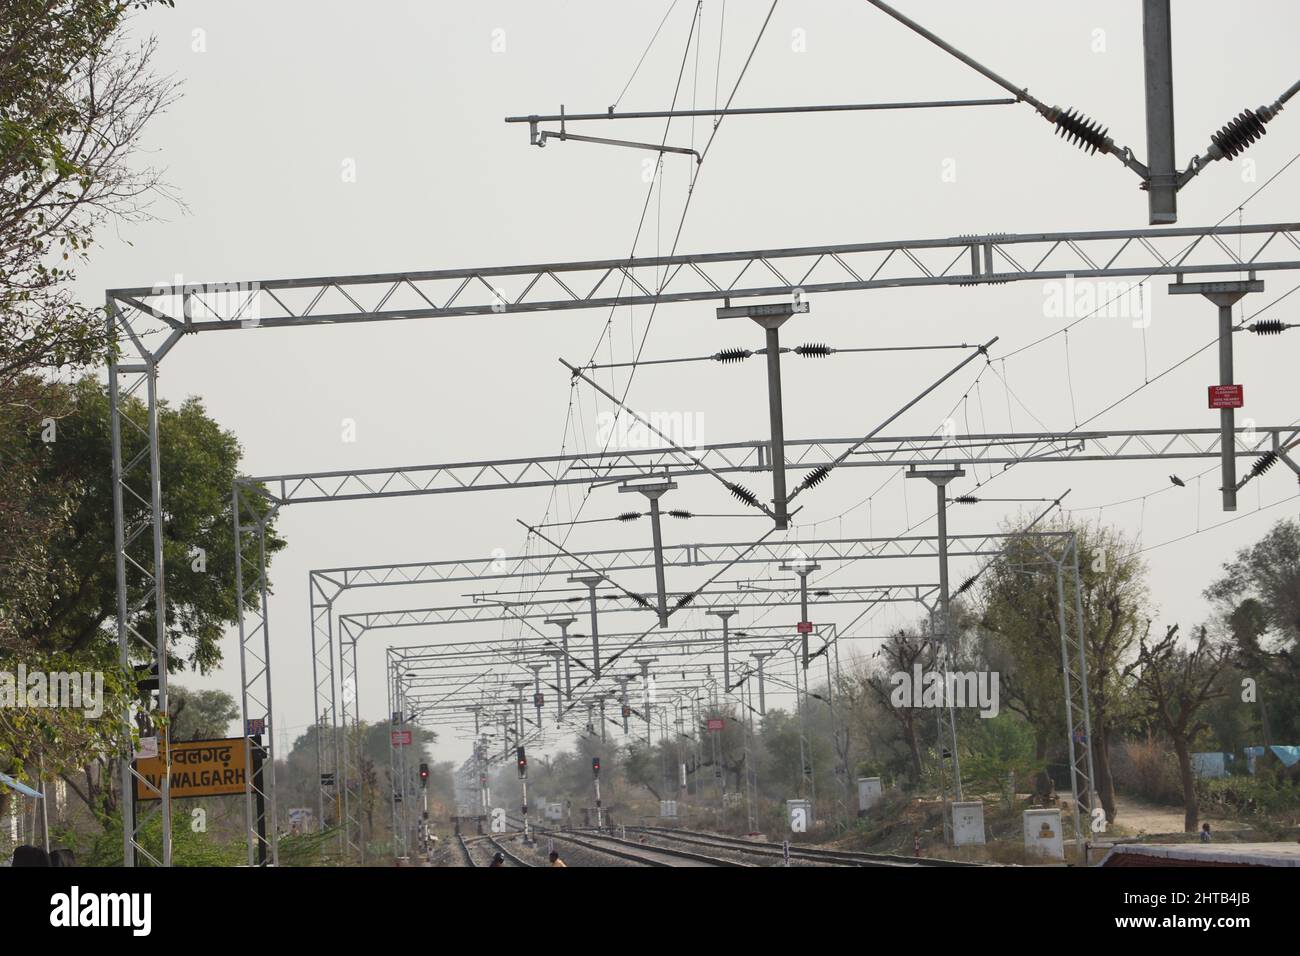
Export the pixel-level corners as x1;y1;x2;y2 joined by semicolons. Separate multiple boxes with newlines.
133;736;252;801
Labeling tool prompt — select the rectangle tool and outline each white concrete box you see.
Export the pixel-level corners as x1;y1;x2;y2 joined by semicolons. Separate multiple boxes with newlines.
1023;808;1064;860
952;801;986;846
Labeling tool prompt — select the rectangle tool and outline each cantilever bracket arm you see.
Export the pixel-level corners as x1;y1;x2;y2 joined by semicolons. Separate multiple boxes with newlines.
536;129;702;163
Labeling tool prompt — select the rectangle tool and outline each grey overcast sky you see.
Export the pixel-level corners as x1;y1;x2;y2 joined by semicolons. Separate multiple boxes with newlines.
81;1;1300;764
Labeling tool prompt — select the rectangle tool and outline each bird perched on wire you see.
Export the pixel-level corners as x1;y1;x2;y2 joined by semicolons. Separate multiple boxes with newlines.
1169;475;1186;488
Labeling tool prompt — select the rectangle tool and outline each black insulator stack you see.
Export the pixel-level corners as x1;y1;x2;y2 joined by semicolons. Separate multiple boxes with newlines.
800;464;832;491
726;482;760;507
1248;319;1287;335
1212;109;1268;160
1249;452;1278;479
566;596;584;603
667;509;692;519
953;495;979;504
794;343;833;358
675;592;697;609
714;347;753;364
954;574;978;596
616;511;642;522
1053;107;1111;155
629;593;651;608
813;589;832;598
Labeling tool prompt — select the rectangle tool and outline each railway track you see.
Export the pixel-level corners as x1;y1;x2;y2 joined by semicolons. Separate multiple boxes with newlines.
459;833;532;867
487;833;536;866
627;825;987;867
542;827;750;867
454;832;476;866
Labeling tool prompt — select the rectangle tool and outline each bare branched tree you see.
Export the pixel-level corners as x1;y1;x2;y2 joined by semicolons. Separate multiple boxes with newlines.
1;1;180;384
1125;624;1230;832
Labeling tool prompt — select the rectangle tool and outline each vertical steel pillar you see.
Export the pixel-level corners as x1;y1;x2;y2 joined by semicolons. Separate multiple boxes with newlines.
780;561;821;669
1142;0;1177;224
545;616;577;699
108;294;175;866
752;652;772;715
546;652;564;721
569;575;604;679
908;467;965;803
1054;559;1086;858
634;658;657;743
618;677;631;734
1168;279;1262;511
528;663;546;729
1070;539;1099;857
716;300;810;529
619;479;677;626
707;608;737;691
309;572;344;852
742;675;758;833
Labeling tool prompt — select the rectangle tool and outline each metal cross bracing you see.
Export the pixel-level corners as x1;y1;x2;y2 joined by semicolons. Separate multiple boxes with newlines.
335;584;937;632
110;223;1299;331
388;627;838;721
106;220;1300;865
239;425;1296;505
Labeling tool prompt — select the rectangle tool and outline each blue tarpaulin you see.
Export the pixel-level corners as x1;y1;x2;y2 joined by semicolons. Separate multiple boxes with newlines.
1244;745;1300;771
0;771;42;799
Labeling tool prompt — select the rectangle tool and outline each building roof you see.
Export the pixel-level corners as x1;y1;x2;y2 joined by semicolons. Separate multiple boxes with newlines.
1099;842;1300;867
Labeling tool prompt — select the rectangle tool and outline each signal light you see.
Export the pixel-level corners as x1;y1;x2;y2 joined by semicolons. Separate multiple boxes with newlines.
419;762;429;786
516;746;527;777
592;757;601;777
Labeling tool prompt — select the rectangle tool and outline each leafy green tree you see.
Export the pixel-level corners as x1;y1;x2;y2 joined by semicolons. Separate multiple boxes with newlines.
1;377;280;827
167;685;239;741
960;713;1040;798
1205;519;1300;742
977;518;1149;824
15;377;284;668
622;742;663;801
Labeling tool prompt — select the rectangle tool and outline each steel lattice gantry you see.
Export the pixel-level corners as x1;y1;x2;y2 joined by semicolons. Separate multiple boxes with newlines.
111;223;1299;329
329;575;931;857
106;221;1300;864
245;426;1300;505
384;623;842;852
314;527;1086;859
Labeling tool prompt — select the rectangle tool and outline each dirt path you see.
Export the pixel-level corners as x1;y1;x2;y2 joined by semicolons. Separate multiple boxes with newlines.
1107;794;1248;836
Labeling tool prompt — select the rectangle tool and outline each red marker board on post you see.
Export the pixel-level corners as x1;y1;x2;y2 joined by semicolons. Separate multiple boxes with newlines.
1208;385;1243;409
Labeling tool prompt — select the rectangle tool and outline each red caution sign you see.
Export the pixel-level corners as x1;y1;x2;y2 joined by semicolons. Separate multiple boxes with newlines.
707;718;725;732
391;730;412;746
1208;384;1243;409
796;621;813;634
